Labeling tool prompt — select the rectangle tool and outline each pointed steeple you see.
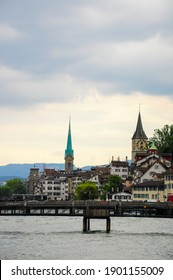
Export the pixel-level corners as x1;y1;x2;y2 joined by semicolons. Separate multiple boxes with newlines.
65;117;74;158
132;111;147;140
131;110;148;162
65;117;74;173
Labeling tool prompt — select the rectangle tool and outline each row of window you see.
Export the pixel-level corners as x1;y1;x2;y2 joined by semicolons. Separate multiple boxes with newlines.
45;191;68;196
134;194;149;198
164;184;173;189
46;192;62;196
72;178;83;181
133;186;164;191
41;181;66;185
152;194;158;199
112;195;131;200
165;175;173;181
134;194;159;199
42;186;67;191
114;169;128;172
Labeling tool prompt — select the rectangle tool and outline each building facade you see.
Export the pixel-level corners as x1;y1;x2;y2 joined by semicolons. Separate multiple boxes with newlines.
163;170;173;200
110;158;129;180
39;169;69;200
132;180;165;202
27;167;40;194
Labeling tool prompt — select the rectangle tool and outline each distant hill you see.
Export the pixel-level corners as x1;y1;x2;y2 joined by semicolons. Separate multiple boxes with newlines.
0;163;119;182
0;163;65;180
0;176;25;183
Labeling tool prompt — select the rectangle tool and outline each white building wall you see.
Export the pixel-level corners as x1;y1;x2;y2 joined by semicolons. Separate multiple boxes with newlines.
140;163;166;183
90;175;101;188
41;178;68;200
110;166;128;180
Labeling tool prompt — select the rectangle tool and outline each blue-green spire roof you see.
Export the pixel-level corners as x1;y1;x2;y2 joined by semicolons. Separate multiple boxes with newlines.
65;118;74;158
149;141;157;150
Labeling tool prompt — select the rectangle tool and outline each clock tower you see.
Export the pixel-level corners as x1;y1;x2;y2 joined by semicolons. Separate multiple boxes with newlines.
65;118;74;173
132;111;148;162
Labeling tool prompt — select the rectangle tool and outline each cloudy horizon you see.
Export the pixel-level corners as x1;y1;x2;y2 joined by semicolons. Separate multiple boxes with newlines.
0;0;173;167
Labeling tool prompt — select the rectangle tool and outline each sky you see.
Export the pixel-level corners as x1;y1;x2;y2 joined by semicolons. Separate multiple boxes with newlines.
0;0;173;168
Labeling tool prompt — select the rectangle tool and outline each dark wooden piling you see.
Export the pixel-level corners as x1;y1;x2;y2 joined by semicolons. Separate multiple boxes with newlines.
83;209;111;233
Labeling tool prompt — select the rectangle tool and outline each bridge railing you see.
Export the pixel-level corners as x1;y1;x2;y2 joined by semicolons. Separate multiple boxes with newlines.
0;200;173;209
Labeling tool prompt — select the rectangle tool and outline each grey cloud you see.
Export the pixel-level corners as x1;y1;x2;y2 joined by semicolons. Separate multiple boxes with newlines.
0;66;92;108
0;0;173;108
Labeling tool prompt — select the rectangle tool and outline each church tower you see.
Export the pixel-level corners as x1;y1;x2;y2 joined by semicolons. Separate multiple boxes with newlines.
65;118;74;173
132;111;148;162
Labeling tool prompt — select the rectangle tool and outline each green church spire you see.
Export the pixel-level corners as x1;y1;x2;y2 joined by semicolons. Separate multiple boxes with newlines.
65;118;74;158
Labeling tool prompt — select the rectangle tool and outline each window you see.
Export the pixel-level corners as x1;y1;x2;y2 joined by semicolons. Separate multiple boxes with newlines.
54;186;61;191
135;194;148;198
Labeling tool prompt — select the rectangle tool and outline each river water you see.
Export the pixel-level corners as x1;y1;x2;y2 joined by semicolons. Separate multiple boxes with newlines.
0;216;173;260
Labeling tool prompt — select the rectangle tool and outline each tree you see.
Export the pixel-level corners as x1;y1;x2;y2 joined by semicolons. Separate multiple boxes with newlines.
149;124;173;156
75;181;98;200
108;175;123;193
0;178;26;197
99;182;110;200
99;175;123;200
0;185;11;197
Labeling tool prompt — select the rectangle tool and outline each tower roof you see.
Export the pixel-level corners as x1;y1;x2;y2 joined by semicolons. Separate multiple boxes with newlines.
65;118;74;158
132;111;148;140
149;141;157;151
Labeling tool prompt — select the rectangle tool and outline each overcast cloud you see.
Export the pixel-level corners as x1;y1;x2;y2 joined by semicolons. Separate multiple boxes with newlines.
0;0;173;166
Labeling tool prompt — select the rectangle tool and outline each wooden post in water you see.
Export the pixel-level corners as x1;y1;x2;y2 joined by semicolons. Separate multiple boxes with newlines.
83;209;110;233
106;217;111;233
87;218;90;231
83;217;87;232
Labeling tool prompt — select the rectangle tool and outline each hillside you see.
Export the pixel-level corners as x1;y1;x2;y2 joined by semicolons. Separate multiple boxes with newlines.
0;163;65;181
0;163;93;182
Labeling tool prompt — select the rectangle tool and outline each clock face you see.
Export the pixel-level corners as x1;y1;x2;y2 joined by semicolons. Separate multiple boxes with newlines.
133;140;146;150
137;140;146;150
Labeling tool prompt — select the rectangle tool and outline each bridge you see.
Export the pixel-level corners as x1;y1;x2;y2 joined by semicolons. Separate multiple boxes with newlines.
0;200;173;217
1;200;172;232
